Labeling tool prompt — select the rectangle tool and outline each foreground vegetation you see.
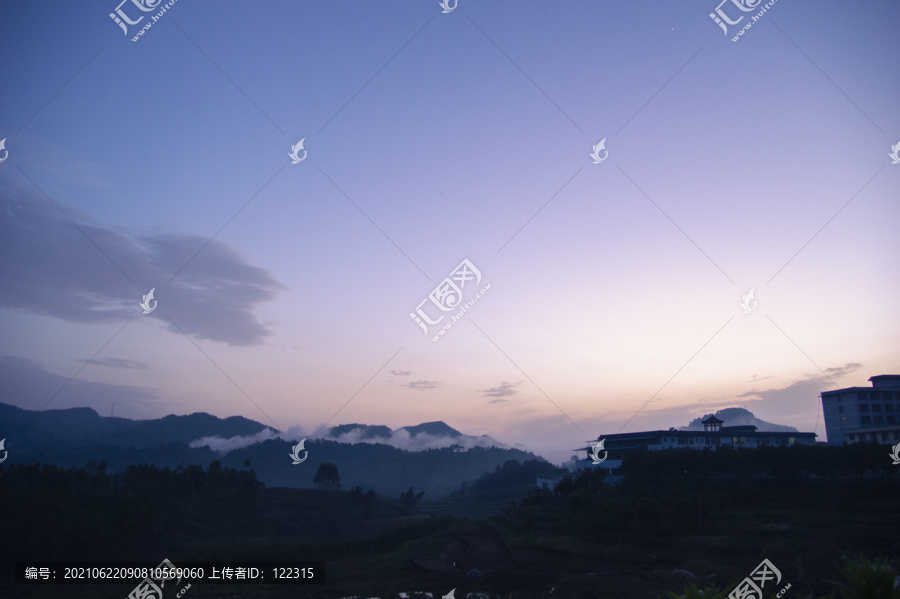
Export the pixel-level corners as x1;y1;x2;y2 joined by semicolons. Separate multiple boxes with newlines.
1;443;897;598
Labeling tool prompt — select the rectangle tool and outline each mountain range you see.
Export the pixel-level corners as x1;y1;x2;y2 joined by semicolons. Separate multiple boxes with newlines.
0;403;538;498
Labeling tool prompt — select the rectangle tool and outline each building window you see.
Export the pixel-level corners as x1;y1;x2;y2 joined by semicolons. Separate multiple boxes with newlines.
872;404;882;413
860;404;869;412
887;415;896;424
839;406;844;413
866;433;873;441
885;404;894;413
861;416;871;425
841;416;847;425
874;416;884;425
678;438;688;445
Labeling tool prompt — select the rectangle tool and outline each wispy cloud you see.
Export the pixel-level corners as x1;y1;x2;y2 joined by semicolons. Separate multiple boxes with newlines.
479;381;519;399
737;363;864;403
77;357;150;370
189;427;281;453
328;426;508;452
407;379;439;390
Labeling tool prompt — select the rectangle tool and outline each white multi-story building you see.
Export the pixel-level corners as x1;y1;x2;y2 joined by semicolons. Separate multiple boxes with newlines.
821;375;900;445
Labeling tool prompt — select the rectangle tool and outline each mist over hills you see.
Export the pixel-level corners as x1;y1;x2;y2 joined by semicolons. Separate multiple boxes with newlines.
324;420;509;452
0;403;539;497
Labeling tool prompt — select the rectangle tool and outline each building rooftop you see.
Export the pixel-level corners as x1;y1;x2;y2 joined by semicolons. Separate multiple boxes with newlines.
575;423;814;451
870;375;900;387
822;375;900;395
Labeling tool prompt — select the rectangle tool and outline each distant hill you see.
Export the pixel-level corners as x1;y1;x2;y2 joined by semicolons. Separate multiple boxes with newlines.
233;439;540;497
325;419;506;454
326;421;465;440
397;421;462;438
0;402;272;450
681;407;799;432
0;403;543;498
327;423;392;439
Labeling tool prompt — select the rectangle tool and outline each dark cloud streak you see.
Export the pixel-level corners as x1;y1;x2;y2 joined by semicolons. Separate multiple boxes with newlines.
77;357;150;370
0;355;160;417
0;185;286;346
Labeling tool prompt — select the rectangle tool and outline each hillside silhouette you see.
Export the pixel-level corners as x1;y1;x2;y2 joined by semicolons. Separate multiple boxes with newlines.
0;403;542;497
1;442;897;598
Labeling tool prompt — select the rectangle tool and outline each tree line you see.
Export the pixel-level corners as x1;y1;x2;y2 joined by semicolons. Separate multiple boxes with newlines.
0;459;262;559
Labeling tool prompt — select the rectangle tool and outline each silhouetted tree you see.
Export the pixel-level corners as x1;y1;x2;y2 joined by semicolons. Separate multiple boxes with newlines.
313;462;341;490
400;487;425;507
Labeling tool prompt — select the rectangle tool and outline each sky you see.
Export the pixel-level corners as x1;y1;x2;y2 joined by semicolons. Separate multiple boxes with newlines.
1;0;898;465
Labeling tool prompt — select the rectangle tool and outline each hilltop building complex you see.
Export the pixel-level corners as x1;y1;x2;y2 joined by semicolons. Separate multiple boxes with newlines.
575;414;817;484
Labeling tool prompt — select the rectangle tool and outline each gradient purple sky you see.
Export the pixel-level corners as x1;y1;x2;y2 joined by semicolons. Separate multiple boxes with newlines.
1;0;898;463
